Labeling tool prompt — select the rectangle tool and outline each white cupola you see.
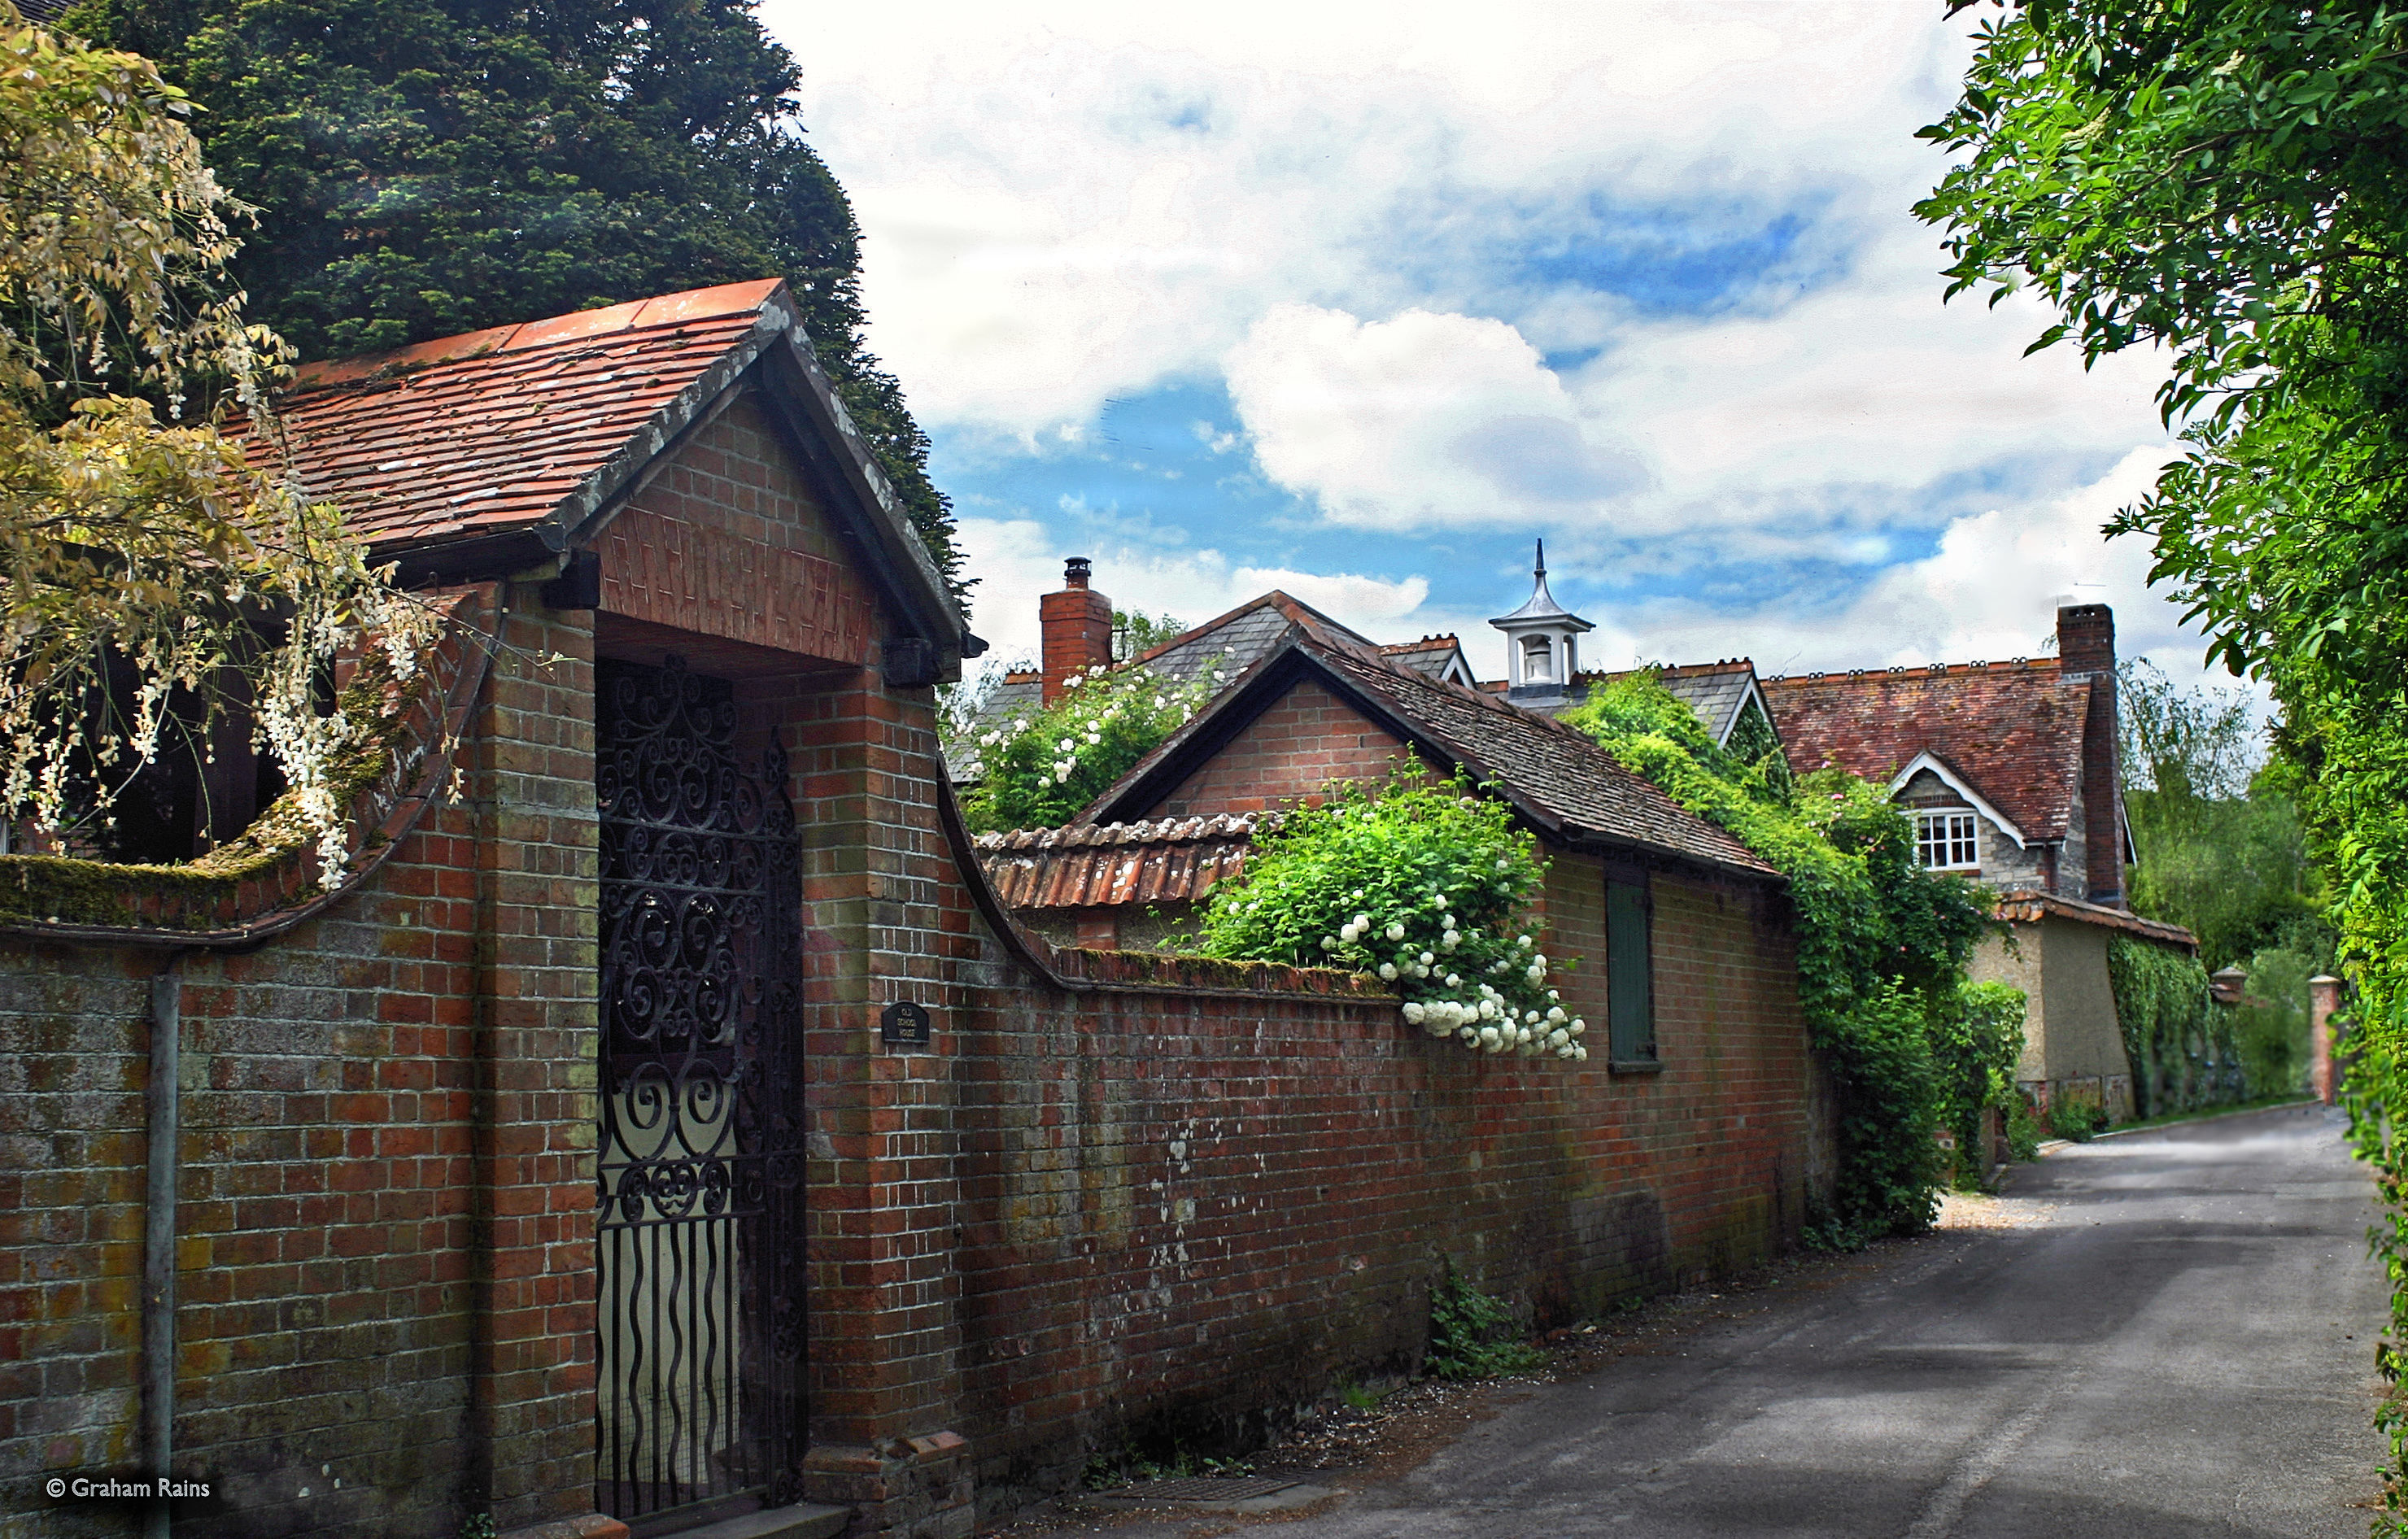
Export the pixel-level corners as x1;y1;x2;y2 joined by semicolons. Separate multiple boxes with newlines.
1489;539;1593;701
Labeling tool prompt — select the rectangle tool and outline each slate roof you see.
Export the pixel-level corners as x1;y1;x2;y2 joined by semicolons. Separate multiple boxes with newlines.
1379;635;1473;684
1476;658;1770;748
975;815;1261;910
1082;614;1780;881
949;591;1369;781
1760;661;2091;844
244;280;970;656
1136;591;1376;686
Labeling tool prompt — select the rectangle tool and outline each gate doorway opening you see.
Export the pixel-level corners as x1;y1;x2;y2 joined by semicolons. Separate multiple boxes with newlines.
594;658;807;1532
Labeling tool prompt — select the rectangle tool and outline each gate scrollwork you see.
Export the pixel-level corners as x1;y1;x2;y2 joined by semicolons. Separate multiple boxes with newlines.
595;659;805;1524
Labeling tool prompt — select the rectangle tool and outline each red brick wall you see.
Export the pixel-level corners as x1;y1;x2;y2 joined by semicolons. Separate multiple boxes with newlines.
1144;679;1413;817
0;591;600;1539
0;377;1830;1539
596;391;879;667
2057;603;2122;905
945;861;1814;1524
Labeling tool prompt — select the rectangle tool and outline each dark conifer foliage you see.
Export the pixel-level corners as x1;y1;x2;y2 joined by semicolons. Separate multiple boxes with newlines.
75;0;965;595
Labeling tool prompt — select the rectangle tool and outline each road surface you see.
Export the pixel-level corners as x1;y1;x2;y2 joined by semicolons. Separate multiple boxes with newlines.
1073;1102;2392;1538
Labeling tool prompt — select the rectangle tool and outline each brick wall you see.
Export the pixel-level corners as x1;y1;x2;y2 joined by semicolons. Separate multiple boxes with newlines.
0;586;600;1539
944;855;1817;1525
2055;603;2122;905
0;381;1830;1539
1145;678;1412;818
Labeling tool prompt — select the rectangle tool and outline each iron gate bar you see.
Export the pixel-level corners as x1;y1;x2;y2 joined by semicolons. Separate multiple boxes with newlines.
595;659;806;1528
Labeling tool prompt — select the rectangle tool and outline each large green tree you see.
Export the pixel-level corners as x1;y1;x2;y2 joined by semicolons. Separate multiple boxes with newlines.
1918;0;2408;1512
69;0;964;594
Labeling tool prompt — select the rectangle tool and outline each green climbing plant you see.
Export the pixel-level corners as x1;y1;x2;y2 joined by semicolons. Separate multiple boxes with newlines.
1561;670;1995;1240
2105;936;2243;1121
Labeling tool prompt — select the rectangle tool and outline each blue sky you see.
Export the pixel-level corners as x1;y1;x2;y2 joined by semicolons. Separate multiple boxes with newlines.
770;1;2205;690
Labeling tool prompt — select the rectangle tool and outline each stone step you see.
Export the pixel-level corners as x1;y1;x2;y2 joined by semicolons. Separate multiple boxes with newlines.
657;1502;849;1539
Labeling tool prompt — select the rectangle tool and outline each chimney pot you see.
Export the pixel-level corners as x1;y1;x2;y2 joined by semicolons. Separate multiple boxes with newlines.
1063;556;1093;589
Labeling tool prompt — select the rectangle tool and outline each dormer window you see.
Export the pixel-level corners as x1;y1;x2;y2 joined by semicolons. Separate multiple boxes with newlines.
1522;635;1554;683
1916;810;1979;870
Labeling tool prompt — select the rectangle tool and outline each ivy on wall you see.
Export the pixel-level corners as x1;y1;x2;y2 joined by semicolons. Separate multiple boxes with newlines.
1562;671;1997;1238
2105;935;2244;1120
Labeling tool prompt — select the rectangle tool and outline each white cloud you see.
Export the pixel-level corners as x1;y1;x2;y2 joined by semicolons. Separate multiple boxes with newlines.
1224;305;1642;528
1621;447;2244;700
774;0;1990;446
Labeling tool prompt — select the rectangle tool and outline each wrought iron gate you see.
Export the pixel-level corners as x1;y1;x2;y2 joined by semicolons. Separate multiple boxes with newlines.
595;660;805;1528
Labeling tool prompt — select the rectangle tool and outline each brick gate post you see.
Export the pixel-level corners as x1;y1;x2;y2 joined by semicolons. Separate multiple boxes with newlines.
2310;974;2344;1106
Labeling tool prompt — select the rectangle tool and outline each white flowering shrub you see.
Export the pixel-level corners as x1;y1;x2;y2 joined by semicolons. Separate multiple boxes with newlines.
956;660;1223;833
1197;769;1587;1062
0;12;442;879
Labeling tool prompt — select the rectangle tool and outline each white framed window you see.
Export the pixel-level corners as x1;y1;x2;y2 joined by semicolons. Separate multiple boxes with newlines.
1916;810;1979;870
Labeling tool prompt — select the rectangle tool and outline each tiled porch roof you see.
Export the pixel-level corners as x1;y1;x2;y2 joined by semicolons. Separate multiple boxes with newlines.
1995;888;2196;950
260;280;786;552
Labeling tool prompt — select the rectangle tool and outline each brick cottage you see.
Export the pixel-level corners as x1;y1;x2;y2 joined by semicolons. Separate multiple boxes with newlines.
1;281;1834;1539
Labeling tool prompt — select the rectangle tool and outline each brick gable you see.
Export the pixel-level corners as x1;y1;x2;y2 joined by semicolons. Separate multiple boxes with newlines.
1144;678;1411;817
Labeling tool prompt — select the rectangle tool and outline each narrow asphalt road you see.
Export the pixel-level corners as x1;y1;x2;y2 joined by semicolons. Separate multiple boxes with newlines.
1072;1102;2393;1538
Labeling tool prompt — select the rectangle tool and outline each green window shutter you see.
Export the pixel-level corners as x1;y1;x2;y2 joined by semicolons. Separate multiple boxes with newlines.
1607;878;1656;1063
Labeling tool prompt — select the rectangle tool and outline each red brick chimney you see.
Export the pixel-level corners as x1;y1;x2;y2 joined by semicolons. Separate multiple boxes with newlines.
1040;557;1114;704
2057;602;2122;907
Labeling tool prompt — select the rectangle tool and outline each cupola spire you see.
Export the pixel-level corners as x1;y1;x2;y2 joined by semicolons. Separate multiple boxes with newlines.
1489;538;1593;702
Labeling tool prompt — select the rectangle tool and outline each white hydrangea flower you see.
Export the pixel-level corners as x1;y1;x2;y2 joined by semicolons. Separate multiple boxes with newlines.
1546;1006;1567;1023
1380;963;1399;981
1517;935;1533;948
1419;950;1435;965
1445;973;1461;988
1385;922;1406;942
1401;1001;1424;1023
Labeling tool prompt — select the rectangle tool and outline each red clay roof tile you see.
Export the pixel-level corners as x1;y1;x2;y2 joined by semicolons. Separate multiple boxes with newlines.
1760;661;2088;843
257;280;785;550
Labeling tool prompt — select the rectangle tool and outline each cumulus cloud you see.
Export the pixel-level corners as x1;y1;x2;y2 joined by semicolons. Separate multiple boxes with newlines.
1224;305;1644;528
782;0;2204;665
1621;447;2238;697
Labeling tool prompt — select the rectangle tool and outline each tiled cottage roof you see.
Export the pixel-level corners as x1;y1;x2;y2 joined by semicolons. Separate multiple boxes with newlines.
975;815;1261;909
1760;661;2090;844
262;281;785;550
1084;618;1780;881
1994;888;2196;950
